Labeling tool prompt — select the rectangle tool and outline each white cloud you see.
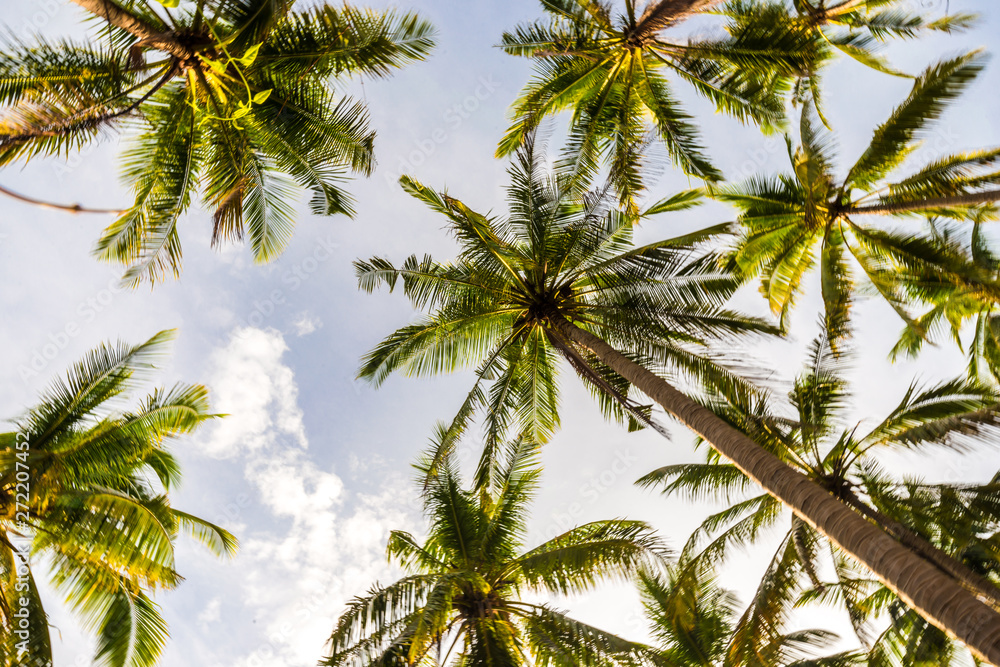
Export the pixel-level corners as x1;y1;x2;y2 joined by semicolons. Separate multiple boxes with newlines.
204;328;415;667
205;327;306;458
292;312;322;336
198;598;222;627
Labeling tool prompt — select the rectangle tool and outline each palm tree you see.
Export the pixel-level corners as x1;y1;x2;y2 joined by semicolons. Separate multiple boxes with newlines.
639;332;1000;664
718;53;1000;351
322;435;665;667
723;0;975;122
638;560;864;666
355;138;1000;662
0;0;434;284
0;330;237;667
497;0;817;208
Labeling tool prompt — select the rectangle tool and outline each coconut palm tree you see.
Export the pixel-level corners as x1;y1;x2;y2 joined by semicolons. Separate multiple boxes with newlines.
356;137;1000;661
0;330;237;667
497;0;817;208
639;332;1000;664
723;0;975;122
717;52;1000;352
357;134;776;481
322;435;665;667
638;559;864;666
0;0;434;284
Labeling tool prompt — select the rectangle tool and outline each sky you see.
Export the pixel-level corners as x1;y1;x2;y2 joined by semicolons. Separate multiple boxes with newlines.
0;0;999;665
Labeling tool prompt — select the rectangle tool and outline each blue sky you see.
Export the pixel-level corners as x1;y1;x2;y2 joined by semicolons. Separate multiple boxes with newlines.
1;1;999;665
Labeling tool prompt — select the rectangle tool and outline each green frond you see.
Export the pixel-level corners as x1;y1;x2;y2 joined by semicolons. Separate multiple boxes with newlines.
93;587;169;667
171;509;239;558
859;378;1000;454
523;604;652;667
845;51;987;191
514;519;668;595
636;462;752;503
261;5;435;79
95;82;200;285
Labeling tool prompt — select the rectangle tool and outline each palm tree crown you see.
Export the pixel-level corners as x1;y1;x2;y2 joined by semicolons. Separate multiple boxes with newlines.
718;52;1000;351
0;0;435;283
323;437;666;667
0;330;237;667
638;560;864;666
498;0;817;208
357;137;775;480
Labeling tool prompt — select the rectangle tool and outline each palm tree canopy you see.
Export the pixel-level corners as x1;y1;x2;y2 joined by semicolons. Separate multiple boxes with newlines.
497;0;818;207
723;0;976;120
356;136;777;484
0;330;237;667
639;332;1000;665
716;52;1000;352
638;560;864;666
0;0;435;284
323;436;666;667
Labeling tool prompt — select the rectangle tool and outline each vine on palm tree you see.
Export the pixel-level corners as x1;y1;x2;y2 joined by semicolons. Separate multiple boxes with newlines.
0;0;435;284
0;330;237;667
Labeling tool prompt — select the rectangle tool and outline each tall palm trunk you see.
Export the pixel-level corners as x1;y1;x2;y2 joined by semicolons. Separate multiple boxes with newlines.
69;0;191;59
847;190;1000;215
838;487;1000;610
548;313;1000;665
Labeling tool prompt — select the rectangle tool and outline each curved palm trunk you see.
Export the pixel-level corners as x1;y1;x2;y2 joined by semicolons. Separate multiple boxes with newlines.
548;313;1000;665
69;0;191;59
848;190;1000;215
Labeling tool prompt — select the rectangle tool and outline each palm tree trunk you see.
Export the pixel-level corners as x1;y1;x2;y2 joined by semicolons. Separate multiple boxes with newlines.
838;487;1000;610
547;313;1000;665
69;0;191;60
848;190;1000;215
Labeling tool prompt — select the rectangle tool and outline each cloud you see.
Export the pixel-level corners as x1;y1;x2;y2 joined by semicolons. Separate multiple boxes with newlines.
198;598;222;627
292;312;321;336
204;327;306;458
203;328;417;667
